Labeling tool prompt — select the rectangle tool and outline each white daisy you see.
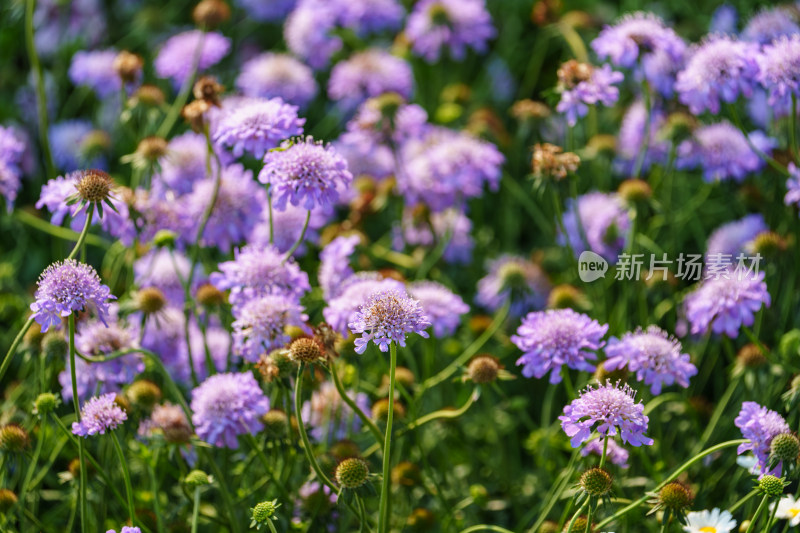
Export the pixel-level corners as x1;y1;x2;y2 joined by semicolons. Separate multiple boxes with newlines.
772;495;800;526
683;508;737;533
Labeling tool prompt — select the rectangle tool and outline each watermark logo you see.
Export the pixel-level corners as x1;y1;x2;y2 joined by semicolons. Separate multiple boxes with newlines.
578;251;608;282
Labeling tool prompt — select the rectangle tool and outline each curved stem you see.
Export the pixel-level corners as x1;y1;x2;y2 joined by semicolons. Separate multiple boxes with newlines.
294;364;336;491
25;0;55;178
149;449;165;533
566;500;590;533
744;494;769;533
329;362;383;444
692;375;741;455
68;315;88;533
763;494;780;533
595;439;748;529
459;526;516;533
282;210;311;263
378;344;397;533
584;498;597;533
67;206;95;261
190;487;201;533
730;488;759;513
0;317;34;384
727;103;789;176
110;431;136;526
156;30;206;139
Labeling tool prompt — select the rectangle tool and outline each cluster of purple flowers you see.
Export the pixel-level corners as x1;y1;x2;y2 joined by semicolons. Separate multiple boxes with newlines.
349;288;431;354
735;402;791;475
72;393;127;437
556;64;624;126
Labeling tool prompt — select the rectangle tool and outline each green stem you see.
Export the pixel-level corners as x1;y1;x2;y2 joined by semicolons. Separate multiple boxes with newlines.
0;317;34;384
764;493;780;533
692;375;741;455
599;435;609;469
459;526;516;533
149;449;165;533
156;30;206;139
242;433;288;499
791;94;799;162
742;326;770;361
378;343;397;533
585;498;597;533
190;487;201;533
632;85;651;179
329;362;383;443
200;449;241;533
267;190;275;245
744;494;769;533
282;210;311;263
25;0;55;179
67;206;94;261
727;103;789;176
110;432;136;526
17;419;45;522
15;210;109;249
294;364;337;492
566;500;590;533
595;440;748;529
357;494;368;533
730;488;759;513
68;315;88;533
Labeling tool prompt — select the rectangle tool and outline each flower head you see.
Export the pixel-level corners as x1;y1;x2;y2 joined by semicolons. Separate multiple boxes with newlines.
559;381;653;448
324;275;405;335
30;259;115;332
603;326;697;395
212;97;304;159
190;372;270;448
735;401;791;475
407;281;469;337
556;62;624;126
677;122;775;182
327;49;413;111
405;0;495;62
742;7;800;45
138;402;193;443
49;120;107;172
476;254;550;317
707;214;767;258
560;192;631;263
512;309;608;384
155;30;231;87
284;0;342;70
232;295;309;362
756;35;800;110
236;52;317;110
69;49;121;97
258;137;352;211
348;289;431;354
318;235;360;300
71;393;127;437
771;495;800;527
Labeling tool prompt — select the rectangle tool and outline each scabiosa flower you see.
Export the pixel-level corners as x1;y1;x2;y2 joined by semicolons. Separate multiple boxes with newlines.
155;131;219;195
134;249;203;306
284;0;342;70
30;259;114;332
318;235;360;300
49;120;107;171
348;288;431;354
603;326;697;395
580;437;630;468
591;12;686;97
0;126;26;210
190;372;270;448
476;254;550;317
560;192;631;263
742;7;800;45
210;245;310;306
735;401;791;475
0;160;20;211
138;402;193;443
72;393;127;437
258;137;352;211
301;381;370;442
154;30;231;88
394;207;475;264
556;62;624;126
405;0;495;62
407;281;469;337
706;214;767;258
336;0;404;36
68;49;121;97
237;0;295;21
33;0;106;57
324;276;405;334
683;509;737;533
785;163;800;209
398;126;504;212
615;100;669;175
327;49;413;111
212;97;304;159
710;4;738;34
232;295;309;362
676;36;760;114
684;270;771;338
236;53;317;110
512;309;608;384
559;381;653;448
771;495;800;527
756;35;800;110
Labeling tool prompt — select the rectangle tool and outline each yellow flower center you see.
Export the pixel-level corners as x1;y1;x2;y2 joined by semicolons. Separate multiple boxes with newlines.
699;528;716;533
790;507;800;517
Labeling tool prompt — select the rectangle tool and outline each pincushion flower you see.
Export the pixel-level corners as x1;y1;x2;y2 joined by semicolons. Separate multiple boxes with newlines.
232;295;309;362
237;0;295;21
706;214;767;258
258;137;352;212
407;281;469;337
683;270;770;338
348;288;431;354
756;35;800;109
30;259;115;332
560;192;631;263
559;381;653;448
476;254;550;317
190;372;270;448
742;7;800;45
68;49;121;97
318;235;360;300
324;276;406;335
405;0;495;62
675;36;760;115
336;0;404;36
603;326;697;395
682;509;737;533
49;120;107;172
0;126;26;210
154;30;231;87
212;97;304;159
735;401;790;475
512;309;608;384
395;207;475;264
771;495;800;527
284;0;342;70
615;101;669;175
556;62;624;126
236;52;317;110
72;393;127;437
327;49;413;111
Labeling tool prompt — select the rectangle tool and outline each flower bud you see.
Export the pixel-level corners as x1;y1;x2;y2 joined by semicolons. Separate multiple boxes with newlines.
251;499;280;527
0;489;17;514
579;467;613;497
182;99;211;132
770;433;800;465
184;469;212;490
262;410;289;439
618;178;652;204
758;475;784;497
547;284;590;310
76;169;114;204
467;354;502;384
34;392;58;416
113;51;143;84
136;287;167;315
127;380;162;409
0;424;29;453
153;229;177;249
392;461;422;487
193;0;231;29
196;283;225;307
335;457;369;489
193;75;225;106
134;84;166;107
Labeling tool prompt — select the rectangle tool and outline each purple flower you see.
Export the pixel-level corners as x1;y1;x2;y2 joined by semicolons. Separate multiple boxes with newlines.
603;326;697;395
591;12;686;97
0;126;26;210
336;0;404;36
30;259;115;332
258;137;352;211
106;528;141;533
236;52;317;110
49;120;106;171
328;49;413;111
181;164;266;252
756;35;800;109
33;0;106;57
155;132;218;195
232;295;309;362
785;162;800;208
301;381;370;442
348;288;431;354
398;127;504;212
408;281;469;337
742;7;800;45
405;0;495;62
559;381;653;448
133;249;204;306
248;201;329;255
735;401;790;475
324;275;405;335
284;0;342;70
36;170;135;246
710;4;738;34
318;235;360;300
190;372;270;448
676;36;760;115
0;160;20;211
677;122;775;182
212;97;304;159
138;402;192;443
560;192;631;264
395;207;475;264
706;214;767;258
684;270;771;338
69;49;121;97
237;0;295;21
210;245;310;307
154;30;231;87
72;393;127;437
615;100;669;175
477;254;550;317
580;437;630;468
512;309;608;384
556;64;624;126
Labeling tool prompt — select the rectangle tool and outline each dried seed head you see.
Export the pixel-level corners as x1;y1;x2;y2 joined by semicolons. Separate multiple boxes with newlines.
262;410;289;439
511;99;551;121
135;84;166;107
75;169;113;204
547;284;590;310
136;287;167;314
113;50;143;83
532;143;580;180
657;482;694;512
392;461;422;486
288;337;322;364
182;99;211;132
193;75;225;106
127;380;162;409
737;343;767;369
618;178;652;203
372;398;405;421
136;136;168;162
193;0;231;29
467;355;502;384
557;60;593;89
196;283;226;307
0;489;18;514
0;424;29;453
579;467;613;497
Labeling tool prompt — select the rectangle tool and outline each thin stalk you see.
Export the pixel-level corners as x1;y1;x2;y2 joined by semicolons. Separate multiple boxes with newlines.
156;30;206;139
565;500;590;533
0;317;34;383
692;375;741;455
14;210;109;249
190;488;201;533
585;498;597;533
727;104;789;176
67;206;95;260
110;432;136;526
792;94;799;162
17;419;45;522
632;85;651;179
68;315;88;533
242;433;289;499
294;364;336;491
329;362;383;443
200;449;241;533
744;494;769;533
742;326;770;361
459;526;516;533
282;210;311;263
378;343;397;533
25;0;55;178
764;494;780;533
149;449;165;533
